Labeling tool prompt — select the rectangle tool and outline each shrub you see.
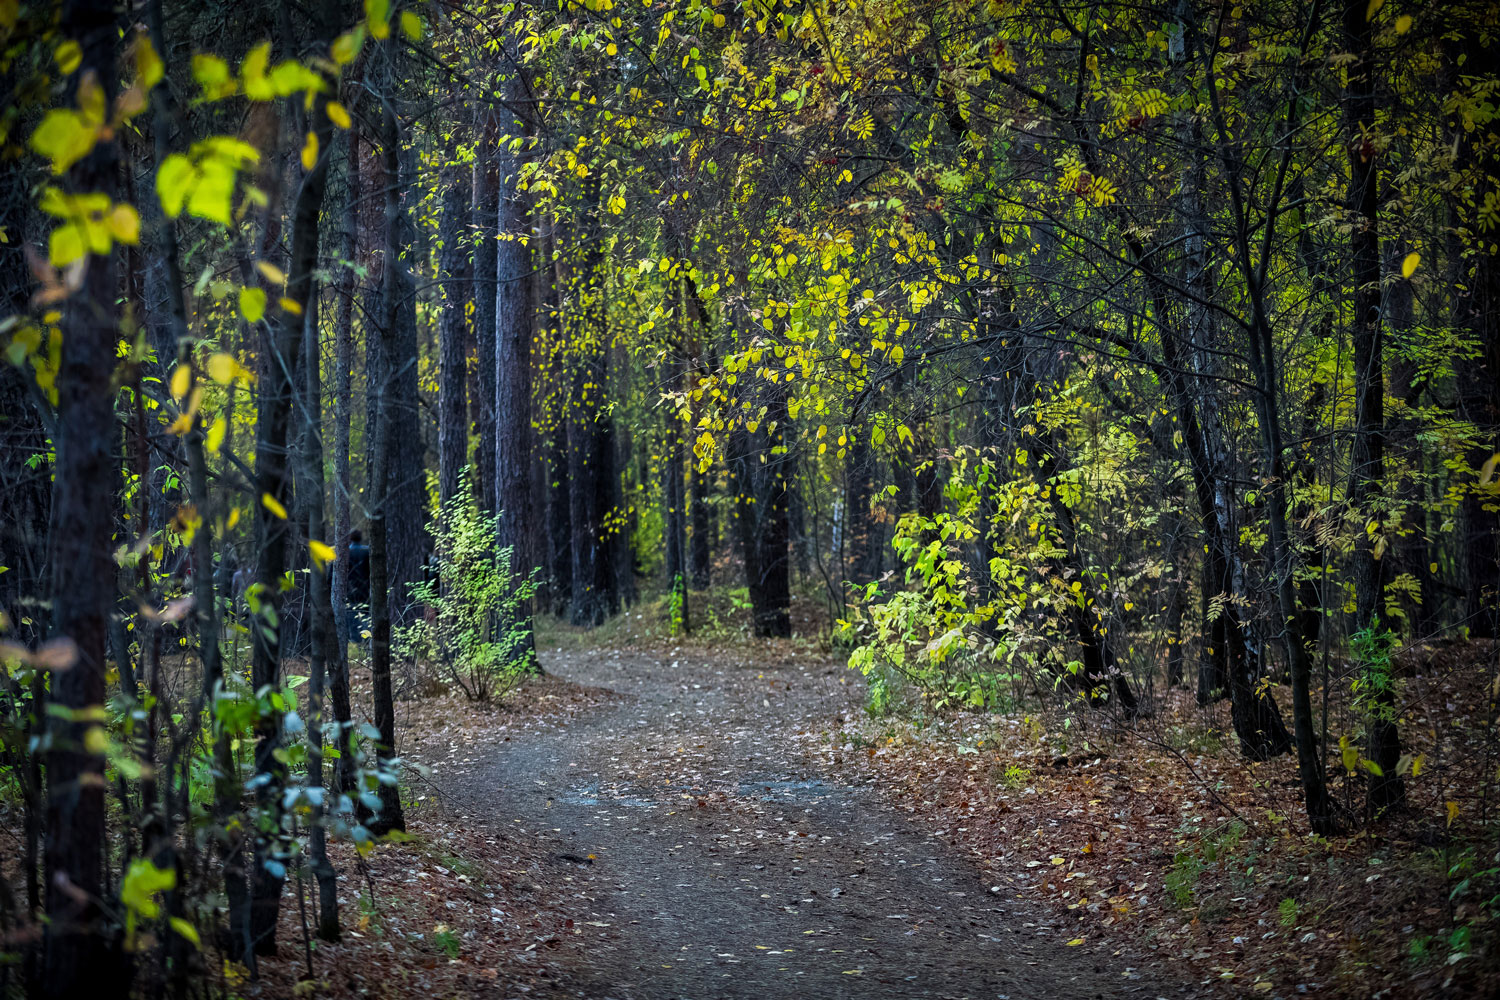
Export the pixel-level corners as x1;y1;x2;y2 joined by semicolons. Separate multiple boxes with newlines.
396;470;538;701
1166;850;1203;909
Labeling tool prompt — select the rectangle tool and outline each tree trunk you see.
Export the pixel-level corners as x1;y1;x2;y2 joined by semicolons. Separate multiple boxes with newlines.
247;60;341;955
366;96;408;835
437;161;472;509
664;405;689;634
328;126;358;795
1449;31;1500;639
729;397;792;638
547;422;574;616
297;289;341;941
41;5;124;993
690;463;712;589
472;99;500;515
565;189;616;626
1344;0;1403;815
495;80;536;655
385;138;428;629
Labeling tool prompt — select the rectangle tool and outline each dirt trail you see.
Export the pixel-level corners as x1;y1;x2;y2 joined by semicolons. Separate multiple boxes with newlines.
444;644;1188;999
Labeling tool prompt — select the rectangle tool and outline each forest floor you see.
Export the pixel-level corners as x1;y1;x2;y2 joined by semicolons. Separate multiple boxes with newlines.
237;603;1179;999
131;597;1498;999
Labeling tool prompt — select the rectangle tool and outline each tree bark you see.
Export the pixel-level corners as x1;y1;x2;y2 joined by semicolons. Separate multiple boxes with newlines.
472;99;500;514
494;79;536;654
328;126;358;795
1344;0;1403;814
366;95;407;835
729;396;792;638
437;161;472;509
41;4;124;992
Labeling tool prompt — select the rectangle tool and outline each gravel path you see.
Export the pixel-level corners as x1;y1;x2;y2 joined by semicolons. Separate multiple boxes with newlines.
446;643;1188;999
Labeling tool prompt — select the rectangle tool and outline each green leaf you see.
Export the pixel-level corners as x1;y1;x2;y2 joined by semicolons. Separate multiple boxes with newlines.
187;160;236;225
29;110;96;175
121;859;176;920
169;917;201;948
48;223;85;267
241;41;273;101
157;155;194;218
239;287;266;323
192;53;233;98
365;0;391;39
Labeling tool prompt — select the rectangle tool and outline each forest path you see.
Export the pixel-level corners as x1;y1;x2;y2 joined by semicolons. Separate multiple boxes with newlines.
447;642;1184;999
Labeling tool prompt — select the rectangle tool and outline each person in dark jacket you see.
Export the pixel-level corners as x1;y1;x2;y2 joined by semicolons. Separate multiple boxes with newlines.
347;529;370;635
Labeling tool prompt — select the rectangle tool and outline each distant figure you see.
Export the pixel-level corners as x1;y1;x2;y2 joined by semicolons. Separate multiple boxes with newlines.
347;529;370;634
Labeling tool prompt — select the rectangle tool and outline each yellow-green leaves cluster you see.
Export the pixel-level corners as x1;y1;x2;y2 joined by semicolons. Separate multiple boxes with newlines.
38;188;139;267
157;137;261;227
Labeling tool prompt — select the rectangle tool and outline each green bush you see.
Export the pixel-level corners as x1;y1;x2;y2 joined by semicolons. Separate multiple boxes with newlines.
1166;850;1203;910
396;470;538;701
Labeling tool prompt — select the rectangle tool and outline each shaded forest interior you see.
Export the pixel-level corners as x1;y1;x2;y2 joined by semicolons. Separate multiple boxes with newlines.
1;0;1499;996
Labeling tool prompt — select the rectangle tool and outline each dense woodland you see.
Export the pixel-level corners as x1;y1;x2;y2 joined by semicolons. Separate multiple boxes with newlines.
0;0;1498;995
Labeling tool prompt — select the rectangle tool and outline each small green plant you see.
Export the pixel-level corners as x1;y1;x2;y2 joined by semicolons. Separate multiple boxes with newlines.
1408;933;1432;965
439;853;479;880
396;469;538;701
1166;851;1203;909
668;574;687;637
358;892;383;936
1278;896;1299;927
1350;622;1399;724
1447;923;1472;960
1202;820;1246;863
866;673;892;716
432;923;460;959
1000;763;1033;789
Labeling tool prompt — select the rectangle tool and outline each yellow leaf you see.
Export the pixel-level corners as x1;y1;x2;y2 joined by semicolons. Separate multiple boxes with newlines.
55;40;82;74
309;540;335;569
1401;252;1420;279
135;35;164;90
106;204;140;244
1395;14;1412;32
192;53;234;98
1446;800;1459;826
156;154;195;218
300;130;318;171
169;917;201;948
331;30;363;65
170;363;191;400
1340;734;1358;774
239;287;266;323
207;352;237;384
48;223;85;267
1066;937;1085;946
326;101;352;129
255;261;287;285
365;0;390;39
205;417;226;455
279;296;303;316
166;414;192;436
1479;452;1500;486
30;109;97;174
261;493;287;520
400;10;423;41
240;41;273;101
